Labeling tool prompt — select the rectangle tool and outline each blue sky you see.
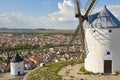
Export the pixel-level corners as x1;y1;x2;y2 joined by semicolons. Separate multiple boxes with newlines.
0;0;119;29
0;0;119;17
0;0;62;17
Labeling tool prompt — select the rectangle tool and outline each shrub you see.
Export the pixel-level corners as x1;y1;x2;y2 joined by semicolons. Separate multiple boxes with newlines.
114;71;119;76
80;66;86;72
80;66;94;75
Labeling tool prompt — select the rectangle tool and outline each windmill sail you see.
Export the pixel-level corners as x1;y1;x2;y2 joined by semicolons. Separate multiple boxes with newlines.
74;0;81;18
67;0;82;47
67;0;97;59
84;0;97;20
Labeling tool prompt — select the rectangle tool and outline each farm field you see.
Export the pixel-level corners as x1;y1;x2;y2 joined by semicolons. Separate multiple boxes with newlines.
0;29;74;34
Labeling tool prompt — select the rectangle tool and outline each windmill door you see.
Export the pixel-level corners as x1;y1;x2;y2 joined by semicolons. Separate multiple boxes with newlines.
18;71;20;75
104;60;112;73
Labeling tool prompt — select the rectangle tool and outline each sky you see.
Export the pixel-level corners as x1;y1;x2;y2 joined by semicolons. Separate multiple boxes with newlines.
0;0;119;29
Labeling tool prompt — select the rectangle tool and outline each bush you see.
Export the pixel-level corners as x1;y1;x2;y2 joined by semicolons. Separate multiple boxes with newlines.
80;66;94;75
80;66;86;72
114;71;119;76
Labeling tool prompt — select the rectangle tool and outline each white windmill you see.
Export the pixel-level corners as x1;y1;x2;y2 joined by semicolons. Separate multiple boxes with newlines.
68;0;120;73
10;53;24;76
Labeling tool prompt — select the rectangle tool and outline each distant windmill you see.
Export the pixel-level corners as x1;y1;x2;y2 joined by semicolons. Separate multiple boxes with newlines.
67;0;97;58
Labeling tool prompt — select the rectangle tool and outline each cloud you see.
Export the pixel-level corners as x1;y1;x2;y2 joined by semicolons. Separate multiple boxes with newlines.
48;0;77;23
0;13;50;29
0;13;25;28
0;0;119;29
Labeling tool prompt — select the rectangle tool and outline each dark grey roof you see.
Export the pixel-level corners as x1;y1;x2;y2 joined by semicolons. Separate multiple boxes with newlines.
11;54;23;62
88;6;120;28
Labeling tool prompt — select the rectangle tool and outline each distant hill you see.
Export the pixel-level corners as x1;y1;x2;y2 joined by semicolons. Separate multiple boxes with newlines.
0;28;46;30
0;28;10;30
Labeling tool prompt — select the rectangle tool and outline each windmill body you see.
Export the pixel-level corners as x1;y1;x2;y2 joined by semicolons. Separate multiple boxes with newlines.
70;0;120;74
10;54;24;76
85;6;120;73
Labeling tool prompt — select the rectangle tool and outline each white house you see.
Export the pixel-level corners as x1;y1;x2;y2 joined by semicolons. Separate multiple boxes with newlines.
85;6;120;73
10;53;24;76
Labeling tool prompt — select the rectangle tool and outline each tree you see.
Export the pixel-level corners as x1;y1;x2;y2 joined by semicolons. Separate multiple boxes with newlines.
4;47;15;72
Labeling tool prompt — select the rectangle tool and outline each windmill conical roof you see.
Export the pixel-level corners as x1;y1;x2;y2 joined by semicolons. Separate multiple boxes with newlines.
11;53;23;62
89;6;120;28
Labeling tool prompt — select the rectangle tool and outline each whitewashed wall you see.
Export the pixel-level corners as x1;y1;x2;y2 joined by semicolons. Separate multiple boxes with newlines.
85;27;120;73
10;61;24;76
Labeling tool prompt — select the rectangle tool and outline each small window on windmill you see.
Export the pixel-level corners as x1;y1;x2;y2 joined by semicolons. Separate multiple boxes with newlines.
107;52;110;55
93;30;96;33
109;29;112;33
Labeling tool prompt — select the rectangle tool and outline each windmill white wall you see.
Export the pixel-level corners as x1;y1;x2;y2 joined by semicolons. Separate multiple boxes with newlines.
85;28;120;73
85;6;120;73
11;61;24;76
10;54;24;76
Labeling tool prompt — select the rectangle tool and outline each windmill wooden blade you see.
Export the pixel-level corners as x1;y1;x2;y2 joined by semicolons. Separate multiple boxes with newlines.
70;0;82;44
84;0;97;20
67;0;82;51
75;0;81;18
67;16;85;50
67;23;81;52
69;24;80;45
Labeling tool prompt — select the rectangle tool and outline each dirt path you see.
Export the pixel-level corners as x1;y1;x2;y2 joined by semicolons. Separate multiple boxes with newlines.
58;64;120;80
0;70;30;80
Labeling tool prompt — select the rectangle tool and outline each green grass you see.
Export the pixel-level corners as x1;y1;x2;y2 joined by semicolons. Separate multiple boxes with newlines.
80;66;94;75
113;71;119;76
27;59;83;80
